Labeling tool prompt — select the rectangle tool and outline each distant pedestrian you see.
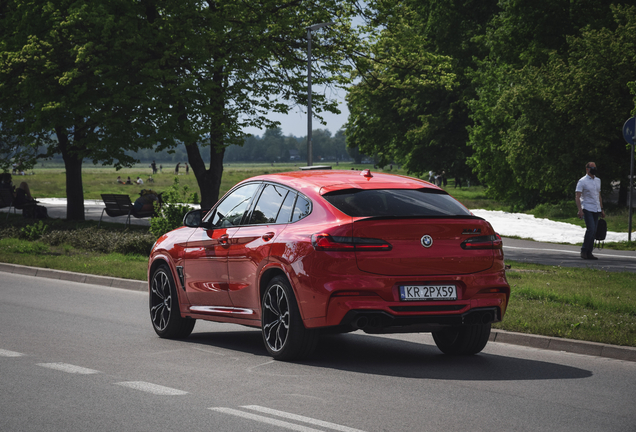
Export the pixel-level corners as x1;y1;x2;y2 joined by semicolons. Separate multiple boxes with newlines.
175;163;180;175
159;164;163;173
185;163;189;175
575;161;605;260
151;160;157;174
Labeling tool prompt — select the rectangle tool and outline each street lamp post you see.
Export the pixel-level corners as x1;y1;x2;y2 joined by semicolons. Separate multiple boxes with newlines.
306;21;333;167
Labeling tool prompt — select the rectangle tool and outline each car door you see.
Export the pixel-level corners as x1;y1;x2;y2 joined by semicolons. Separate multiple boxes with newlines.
183;182;260;307
227;184;295;312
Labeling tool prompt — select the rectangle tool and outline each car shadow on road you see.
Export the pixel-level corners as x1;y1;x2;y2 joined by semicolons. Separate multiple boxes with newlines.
185;330;592;382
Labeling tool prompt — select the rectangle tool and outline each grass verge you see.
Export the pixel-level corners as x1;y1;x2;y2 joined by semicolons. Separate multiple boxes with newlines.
0;238;147;280
499;261;636;347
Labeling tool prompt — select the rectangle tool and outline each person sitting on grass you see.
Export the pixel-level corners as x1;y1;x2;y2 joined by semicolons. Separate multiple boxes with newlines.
116;176;124;184
136;176;144;185
125;176;132;185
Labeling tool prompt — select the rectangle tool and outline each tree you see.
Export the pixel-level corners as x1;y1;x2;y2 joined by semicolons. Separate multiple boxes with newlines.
346;0;498;180
141;0;362;209
469;2;636;208
0;0;157;219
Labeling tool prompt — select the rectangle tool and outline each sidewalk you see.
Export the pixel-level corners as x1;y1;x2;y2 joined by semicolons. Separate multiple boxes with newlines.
1;261;635;363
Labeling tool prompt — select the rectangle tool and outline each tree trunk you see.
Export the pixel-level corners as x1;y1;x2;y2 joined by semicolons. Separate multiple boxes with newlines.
185;66;226;210
186;141;225;210
55;127;85;221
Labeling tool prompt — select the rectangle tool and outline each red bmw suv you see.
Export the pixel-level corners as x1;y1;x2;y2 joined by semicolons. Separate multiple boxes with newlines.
148;169;510;360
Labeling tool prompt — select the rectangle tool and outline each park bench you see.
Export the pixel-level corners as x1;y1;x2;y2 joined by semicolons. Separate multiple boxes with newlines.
99;194;156;228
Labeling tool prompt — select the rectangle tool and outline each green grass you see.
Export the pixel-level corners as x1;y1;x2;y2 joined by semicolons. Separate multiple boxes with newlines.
0;238;147;280
499;261;636;346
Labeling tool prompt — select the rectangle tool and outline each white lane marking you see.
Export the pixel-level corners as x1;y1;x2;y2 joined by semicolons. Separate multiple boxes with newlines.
504;246;636;259
37;363;100;374
116;381;188;395
243;405;367;432
0;349;24;357
209;408;325;432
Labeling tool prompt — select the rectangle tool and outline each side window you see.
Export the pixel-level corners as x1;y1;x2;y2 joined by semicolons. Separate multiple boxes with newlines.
275;191;297;224
209;183;260;228
248;184;288;225
291;194;311;222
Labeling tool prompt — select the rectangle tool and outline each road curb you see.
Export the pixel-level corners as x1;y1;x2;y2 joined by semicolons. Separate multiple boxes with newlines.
489;329;636;362
1;262;635;363
0;262;147;292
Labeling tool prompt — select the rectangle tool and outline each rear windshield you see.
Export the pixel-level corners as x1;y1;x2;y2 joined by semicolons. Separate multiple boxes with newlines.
322;188;472;217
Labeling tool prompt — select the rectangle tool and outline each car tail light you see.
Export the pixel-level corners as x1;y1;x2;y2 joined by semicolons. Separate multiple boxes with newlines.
461;234;503;250
311;233;392;252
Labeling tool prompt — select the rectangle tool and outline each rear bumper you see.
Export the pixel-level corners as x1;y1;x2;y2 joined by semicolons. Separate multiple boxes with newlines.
303;289;509;331
339;306;501;334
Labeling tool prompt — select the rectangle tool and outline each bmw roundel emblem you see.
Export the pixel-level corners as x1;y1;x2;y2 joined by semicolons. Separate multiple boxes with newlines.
421;235;433;248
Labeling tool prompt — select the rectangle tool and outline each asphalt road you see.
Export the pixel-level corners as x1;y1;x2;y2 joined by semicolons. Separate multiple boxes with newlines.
2;272;635;432
502;238;636;272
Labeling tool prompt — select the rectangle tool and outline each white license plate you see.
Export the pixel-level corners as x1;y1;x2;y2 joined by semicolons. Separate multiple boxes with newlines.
399;285;457;301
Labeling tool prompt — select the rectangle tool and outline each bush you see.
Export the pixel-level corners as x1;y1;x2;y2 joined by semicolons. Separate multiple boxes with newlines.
150;177;198;238
20;221;48;241
41;228;156;256
530;201;578;219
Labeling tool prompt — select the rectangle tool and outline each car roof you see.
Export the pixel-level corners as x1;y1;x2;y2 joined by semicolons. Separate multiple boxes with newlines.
244;169;440;196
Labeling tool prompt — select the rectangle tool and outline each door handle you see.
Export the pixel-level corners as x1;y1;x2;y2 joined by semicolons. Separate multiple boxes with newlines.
262;232;275;241
219;234;230;247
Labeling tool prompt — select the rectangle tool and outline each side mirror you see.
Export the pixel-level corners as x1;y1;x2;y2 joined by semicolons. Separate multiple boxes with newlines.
183;209;204;227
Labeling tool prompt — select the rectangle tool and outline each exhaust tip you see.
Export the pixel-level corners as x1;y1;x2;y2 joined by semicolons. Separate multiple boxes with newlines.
354;316;369;329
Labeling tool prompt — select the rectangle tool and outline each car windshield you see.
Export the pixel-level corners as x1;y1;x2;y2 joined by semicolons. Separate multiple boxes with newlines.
322;188;471;217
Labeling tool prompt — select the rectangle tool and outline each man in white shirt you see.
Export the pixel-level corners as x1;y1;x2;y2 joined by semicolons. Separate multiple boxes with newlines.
575;162;605;260
136;176;144;185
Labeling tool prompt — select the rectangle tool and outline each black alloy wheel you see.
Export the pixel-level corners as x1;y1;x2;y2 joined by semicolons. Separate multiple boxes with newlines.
149;264;195;339
261;276;318;360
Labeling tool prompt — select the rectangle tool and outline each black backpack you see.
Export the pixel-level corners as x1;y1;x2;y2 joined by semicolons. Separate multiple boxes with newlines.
595;218;607;249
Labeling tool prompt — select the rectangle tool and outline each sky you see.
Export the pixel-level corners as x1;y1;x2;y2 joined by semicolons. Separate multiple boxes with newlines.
242;86;350;138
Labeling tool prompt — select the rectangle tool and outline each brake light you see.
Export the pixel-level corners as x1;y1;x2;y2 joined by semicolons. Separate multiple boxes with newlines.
461;234;503;250
311;233;392;252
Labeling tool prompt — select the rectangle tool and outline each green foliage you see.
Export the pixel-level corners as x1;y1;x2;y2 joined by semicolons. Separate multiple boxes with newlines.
468;2;636;209
150;177;197;238
0;0;363;215
530;201;579;220
346;0;497;180
42;228;155;256
20;221;48;241
132;0;362;209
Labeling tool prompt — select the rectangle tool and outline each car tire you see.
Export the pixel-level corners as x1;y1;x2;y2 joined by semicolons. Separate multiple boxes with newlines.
149;264;195;339
261;275;318;360
432;323;491;355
